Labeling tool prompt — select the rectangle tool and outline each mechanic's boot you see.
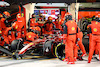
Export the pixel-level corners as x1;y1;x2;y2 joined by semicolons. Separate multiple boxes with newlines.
77;56;83;61
93;54;99;61
88;60;91;63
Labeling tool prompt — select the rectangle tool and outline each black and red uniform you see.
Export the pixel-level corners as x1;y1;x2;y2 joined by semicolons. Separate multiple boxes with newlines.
28;14;38;29
63;12;78;64
42;16;55;34
88;14;100;63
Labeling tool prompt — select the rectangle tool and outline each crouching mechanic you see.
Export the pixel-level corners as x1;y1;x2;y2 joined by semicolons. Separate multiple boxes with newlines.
4;27;16;45
42;16;55;35
24;27;40;44
0;11;10;34
88;14;100;63
63;12;79;64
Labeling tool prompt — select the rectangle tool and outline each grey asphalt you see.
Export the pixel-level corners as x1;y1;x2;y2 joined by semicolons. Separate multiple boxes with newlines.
0;56;100;67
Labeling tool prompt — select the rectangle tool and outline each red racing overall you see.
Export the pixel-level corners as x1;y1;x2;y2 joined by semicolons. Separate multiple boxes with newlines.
63;20;78;64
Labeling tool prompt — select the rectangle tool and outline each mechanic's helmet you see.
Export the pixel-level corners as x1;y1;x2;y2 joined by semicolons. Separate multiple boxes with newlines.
95;14;100;22
3;11;10;18
48;16;53;22
48;16;53;20
0;13;3;18
64;12;72;21
16;13;21;20
32;13;35;18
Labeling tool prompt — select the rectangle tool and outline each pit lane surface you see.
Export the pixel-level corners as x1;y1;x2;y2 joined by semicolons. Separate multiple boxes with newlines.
0;56;100;67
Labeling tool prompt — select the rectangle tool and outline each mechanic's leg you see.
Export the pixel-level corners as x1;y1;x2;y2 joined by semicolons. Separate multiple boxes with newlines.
88;40;95;63
78;39;86;56
67;40;75;64
97;42;100;60
74;45;78;61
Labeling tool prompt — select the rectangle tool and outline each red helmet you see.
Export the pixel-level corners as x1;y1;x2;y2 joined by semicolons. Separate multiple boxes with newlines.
32;13;35;18
64;12;72;17
48;16;53;20
17;13;21;19
30;27;41;32
30;27;41;35
64;12;72;21
0;13;3;18
3;11;10;17
33;26;41;32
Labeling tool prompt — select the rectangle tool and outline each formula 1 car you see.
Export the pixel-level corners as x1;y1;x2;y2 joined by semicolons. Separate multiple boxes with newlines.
9;29;63;59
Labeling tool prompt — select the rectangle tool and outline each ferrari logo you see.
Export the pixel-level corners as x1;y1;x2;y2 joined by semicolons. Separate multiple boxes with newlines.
32;21;34;23
72;27;75;30
95;22;98;24
28;35;31;38
49;17;51;19
94;28;97;32
71;21;73;23
15;26;18;29
39;19;41;21
21;13;24;17
87;26;89;29
0;15;2;17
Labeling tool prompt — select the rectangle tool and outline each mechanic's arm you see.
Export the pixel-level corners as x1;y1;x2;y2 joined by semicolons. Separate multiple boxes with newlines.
4;20;9;27
76;27;80;41
52;22;56;29
87;27;92;34
8;30;12;40
63;25;67;44
88;27;92;37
